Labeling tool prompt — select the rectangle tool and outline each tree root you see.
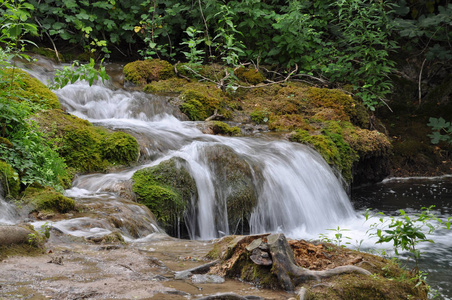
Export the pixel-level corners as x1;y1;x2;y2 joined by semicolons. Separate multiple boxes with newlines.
266;233;371;291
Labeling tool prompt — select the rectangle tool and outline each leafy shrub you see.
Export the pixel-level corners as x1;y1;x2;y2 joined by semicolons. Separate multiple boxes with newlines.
427;117;452;145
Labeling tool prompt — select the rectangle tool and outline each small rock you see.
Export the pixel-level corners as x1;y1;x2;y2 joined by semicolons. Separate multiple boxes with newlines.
192;274;225;284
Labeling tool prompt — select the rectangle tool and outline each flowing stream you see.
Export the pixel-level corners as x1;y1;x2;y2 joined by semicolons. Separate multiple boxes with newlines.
1;58;451;298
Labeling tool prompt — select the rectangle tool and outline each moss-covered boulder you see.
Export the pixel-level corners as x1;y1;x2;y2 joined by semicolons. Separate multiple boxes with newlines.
204;145;258;234
290;121;391;184
1;69;60;109
206;121;241;136
23;187;75;213
32;109;139;173
102;131;140;165
0;160;20;198
123;59;175;85
132;157;197;236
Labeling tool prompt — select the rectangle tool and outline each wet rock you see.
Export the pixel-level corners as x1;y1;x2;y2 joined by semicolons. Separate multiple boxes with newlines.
203;145;259;235
192;274;225;284
174;260;219;280
132;157;197;237
196;293;262;300
0;225;33;245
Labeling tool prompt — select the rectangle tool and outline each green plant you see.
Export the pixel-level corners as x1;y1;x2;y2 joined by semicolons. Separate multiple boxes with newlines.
366;206;451;273
427;117;452;145
319;226;352;248
211;4;246;66
180;26;205;64
50;58;109;89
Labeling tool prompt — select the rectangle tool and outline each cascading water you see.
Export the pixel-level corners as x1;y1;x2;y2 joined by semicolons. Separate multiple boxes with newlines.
0;195;19;225
27;61;356;241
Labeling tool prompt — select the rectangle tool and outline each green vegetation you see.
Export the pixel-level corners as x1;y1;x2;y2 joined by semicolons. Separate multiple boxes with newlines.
428;117;452;145
366;206;451;273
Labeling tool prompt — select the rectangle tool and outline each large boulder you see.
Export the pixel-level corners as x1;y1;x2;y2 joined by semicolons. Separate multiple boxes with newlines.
203;145;258;235
132;157;197;237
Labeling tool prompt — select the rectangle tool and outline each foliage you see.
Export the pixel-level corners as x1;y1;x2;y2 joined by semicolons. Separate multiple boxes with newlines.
27;0;144;58
427;117;452;145
50;58;109;89
366;206;451;272
393;1;452;61
180;26;205;64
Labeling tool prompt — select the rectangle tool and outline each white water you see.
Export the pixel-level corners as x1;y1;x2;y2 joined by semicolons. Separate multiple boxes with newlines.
0;195;19;225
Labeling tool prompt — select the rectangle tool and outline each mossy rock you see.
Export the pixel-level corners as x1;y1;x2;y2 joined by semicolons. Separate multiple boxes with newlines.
32;109;139;173
123;59;175;85
0;160;20;198
179;83;223;120
102;131;139;165
306;87;359;122
234;66;265;85
289;127;357;183
24;187;75;213
204;145;258;234
132;157;197;236
144;77;190;93
0;69;60;109
208;121;241;136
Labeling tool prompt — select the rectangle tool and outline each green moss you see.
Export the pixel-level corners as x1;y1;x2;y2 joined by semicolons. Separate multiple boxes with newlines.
144;77;189;93
132;158;197;233
304;273;427;300
250;110;270;124
306;87;358;122
180;85;222;121
1;69;60;109
234;67;265;85
289;124;358;183
102;131;139;165
0;160;20;198
0;243;45;261
210;121;241;136
33;109;139;173
25;187;75;213
123;59;175;85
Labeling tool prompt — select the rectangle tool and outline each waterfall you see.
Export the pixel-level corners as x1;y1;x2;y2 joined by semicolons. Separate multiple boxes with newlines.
29;61;357;240
0;193;19;225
